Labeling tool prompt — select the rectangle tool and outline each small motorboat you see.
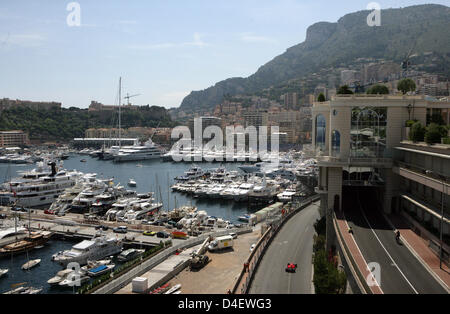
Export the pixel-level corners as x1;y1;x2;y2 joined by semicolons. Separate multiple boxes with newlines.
117;249;144;262
0;268;8;278
47;269;76;286
59;275;90;288
86;264;115;277
22;259;41;270
4;286;43;294
80;159;87;163
80;259;111;274
128;179;137;187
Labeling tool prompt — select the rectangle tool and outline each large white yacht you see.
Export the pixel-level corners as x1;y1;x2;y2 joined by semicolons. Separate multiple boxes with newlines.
114;139;161;162
1;162;82;208
52;234;123;266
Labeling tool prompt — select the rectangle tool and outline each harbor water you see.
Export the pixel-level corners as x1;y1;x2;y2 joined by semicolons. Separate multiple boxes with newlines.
0;155;264;293
0;154;260;223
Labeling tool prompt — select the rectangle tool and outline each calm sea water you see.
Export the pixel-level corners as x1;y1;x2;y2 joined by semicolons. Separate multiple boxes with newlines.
0;155;263;293
0;239;78;294
0;154;260;222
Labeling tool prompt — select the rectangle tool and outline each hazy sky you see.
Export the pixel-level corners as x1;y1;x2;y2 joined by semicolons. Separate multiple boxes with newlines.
0;0;448;109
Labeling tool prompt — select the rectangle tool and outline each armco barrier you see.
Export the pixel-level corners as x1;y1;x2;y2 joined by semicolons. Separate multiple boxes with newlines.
233;195;320;294
333;211;370;294
92;226;251;294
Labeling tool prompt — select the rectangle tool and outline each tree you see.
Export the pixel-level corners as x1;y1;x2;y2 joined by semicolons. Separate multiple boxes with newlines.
317;93;326;102
397;78;416;94
313;249;347;294
409;122;425;142
367;84;389;95
337;85;354;95
425;123;446;144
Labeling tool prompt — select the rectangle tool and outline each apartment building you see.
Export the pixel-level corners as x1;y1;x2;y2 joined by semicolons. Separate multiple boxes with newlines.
0;131;29;147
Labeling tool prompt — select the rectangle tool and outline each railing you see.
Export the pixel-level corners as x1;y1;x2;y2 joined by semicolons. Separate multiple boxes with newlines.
233;194;320;294
314;156;393;166
396;161;450;183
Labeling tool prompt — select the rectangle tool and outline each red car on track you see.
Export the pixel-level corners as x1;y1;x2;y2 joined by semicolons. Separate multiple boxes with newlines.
285;263;297;273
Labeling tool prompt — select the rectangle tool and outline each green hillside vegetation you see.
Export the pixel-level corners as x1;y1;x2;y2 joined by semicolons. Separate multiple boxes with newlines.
180;4;450;112
0;106;175;141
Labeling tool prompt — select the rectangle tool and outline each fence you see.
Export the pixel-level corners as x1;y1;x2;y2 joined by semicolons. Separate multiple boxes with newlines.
232;195;320;294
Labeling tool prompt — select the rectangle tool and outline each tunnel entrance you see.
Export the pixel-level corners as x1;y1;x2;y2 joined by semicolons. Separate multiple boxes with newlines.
341;166;385;216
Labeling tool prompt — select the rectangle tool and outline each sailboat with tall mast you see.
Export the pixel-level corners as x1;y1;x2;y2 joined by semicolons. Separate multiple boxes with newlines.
113;83;162;162
99;77;123;160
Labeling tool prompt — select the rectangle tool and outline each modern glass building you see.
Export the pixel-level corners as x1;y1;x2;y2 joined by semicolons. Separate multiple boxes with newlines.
312;95;449;257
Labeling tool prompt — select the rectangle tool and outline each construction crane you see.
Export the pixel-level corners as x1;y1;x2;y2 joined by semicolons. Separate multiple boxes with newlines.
123;93;141;106
401;42;417;77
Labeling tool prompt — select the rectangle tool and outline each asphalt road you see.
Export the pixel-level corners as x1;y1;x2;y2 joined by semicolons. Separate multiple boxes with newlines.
249;202;320;294
344;191;447;294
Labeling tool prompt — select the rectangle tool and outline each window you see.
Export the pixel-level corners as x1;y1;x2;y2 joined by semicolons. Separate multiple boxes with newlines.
350;107;387;158
315;114;326;153
331;130;341;157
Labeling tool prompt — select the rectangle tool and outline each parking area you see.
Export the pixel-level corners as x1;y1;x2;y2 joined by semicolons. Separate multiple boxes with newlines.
165;228;261;294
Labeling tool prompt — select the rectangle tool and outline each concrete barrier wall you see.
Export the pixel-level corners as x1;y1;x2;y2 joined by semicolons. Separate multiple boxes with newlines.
332;212;369;294
233;195;320;294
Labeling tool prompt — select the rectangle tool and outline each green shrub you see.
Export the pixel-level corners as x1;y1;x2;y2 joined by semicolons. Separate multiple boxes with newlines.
397;78;416;94
313;249;347;294
425;123;445;144
317;93;326;102
409;122;425;142
337;85;353;95
367;84;389;95
405;120;417;127
314;217;326;236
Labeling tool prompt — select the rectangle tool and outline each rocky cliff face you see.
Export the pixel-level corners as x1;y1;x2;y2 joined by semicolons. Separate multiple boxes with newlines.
179;4;450;112
304;22;337;49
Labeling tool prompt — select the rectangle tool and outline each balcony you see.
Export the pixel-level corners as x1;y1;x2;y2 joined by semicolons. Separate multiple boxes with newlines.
394;161;449;195
314;155;393;168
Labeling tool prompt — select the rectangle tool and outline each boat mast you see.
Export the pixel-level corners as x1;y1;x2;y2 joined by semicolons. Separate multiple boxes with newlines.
119;77;122;149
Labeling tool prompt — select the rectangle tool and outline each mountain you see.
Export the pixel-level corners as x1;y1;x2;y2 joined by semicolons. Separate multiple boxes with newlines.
180;4;450;112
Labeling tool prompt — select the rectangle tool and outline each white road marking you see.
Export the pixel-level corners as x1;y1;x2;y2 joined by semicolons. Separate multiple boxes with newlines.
342;210;383;292
358;206;419;294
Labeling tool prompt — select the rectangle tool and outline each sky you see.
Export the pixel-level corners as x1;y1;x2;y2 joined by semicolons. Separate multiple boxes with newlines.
0;0;449;109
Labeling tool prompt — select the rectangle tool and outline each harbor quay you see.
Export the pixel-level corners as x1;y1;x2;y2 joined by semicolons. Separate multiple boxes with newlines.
0;206;244;249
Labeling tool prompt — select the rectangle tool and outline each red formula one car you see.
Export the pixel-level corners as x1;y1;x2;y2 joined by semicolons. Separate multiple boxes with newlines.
285;263;298;273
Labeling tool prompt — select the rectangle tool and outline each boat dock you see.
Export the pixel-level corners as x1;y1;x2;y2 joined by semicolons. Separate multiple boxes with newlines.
0;207;252;252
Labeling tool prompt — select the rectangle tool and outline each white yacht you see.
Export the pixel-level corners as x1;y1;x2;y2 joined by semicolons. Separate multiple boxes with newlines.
233;183;254;202
52;234;123;266
1;162;82;208
114;139;161;162
175;165;204;181
277;187;297;203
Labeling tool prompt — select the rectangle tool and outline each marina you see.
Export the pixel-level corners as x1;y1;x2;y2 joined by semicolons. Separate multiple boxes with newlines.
0;148;317;294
